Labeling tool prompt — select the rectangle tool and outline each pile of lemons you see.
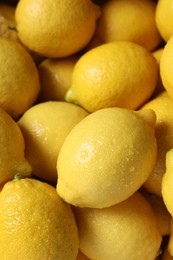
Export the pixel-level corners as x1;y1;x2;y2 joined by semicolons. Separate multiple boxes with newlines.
1;0;173;259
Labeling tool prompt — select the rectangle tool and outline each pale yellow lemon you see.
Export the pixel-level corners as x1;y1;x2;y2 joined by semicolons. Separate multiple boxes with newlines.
38;55;79;102
15;0;100;58
155;0;173;42
18;101;88;183
160;35;173;101
57;107;157;208
0;37;40;119
162;149;173;217
0;177;79;260
65;41;158;113
73;191;162;260
141;92;173;196
0;107;31;184
96;0;161;51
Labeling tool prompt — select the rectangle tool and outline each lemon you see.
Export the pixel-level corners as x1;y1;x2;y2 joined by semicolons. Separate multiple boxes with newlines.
160;35;173;101
155;0;173;42
0;37;40;119
0;107;31;184
38;55;79;102
141;91;173;196
18;101;89;183
96;0;161;51
73;191;162;260
57;107;157;208
162;149;173;217
0;177;79;260
15;0;100;58
65;41;159;113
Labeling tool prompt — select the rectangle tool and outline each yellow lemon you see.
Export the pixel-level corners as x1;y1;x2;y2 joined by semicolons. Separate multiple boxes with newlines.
0;37;40;119
18;101;89;183
15;0;100;58
65;41;159;113
162;149;173;217
160;35;173;101
141;91;173;196
155;0;173;42
38;55;79;102
96;0;161;51
57;107;157;208
0;177;79;260
0;107;31;184
73;191;162;260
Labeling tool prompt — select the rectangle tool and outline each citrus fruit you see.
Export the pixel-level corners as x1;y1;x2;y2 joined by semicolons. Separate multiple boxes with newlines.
0;177;79;260
0;107;32;184
38;55;79;102
96;0;161;51
18;101;89;183
0;37;40;119
15;0;101;58
73;191;162;260
65;41;159;112
57;107;157;208
155;0;173;42
141;91;173;196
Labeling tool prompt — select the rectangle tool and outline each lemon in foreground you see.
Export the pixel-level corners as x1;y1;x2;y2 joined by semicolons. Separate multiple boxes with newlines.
0;177;79;260
73;191;162;260
65;41;158;112
57;107;157;208
0;37;40;119
15;0;100;58
18;101;88;182
0;107;31;184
